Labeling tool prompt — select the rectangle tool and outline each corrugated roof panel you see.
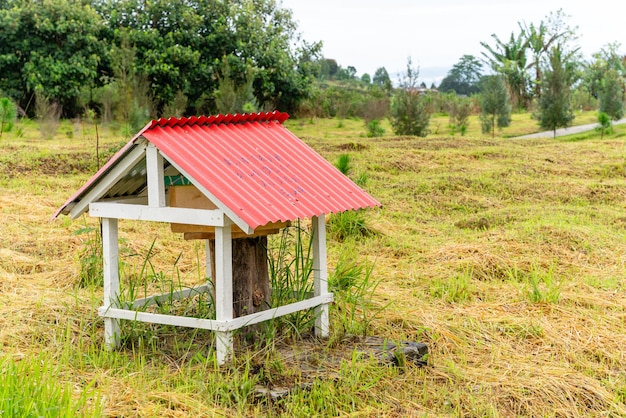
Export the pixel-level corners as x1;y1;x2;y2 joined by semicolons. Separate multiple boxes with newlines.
53;112;380;230
143;119;380;230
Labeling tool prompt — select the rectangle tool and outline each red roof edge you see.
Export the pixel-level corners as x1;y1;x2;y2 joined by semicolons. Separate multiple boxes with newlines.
145;111;289;134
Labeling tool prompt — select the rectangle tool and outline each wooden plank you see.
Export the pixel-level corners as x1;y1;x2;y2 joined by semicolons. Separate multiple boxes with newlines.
183;229;279;241
128;284;211;309
97;294;334;333
160;156;253;234
102;218;120;349
171;220;288;234
214;224;233;364
146;144;166;207
312;214;330;338
70;142;147;219
169;185;217;209
221;294;334;331
98;307;228;331
89;202;225;226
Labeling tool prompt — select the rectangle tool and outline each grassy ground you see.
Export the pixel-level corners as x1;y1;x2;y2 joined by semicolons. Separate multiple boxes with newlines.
2;113;626;416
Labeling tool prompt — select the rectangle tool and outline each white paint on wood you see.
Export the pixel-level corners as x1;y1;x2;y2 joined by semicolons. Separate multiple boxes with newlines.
159;154;253;234
70;142;147;219
89;202;224;226
98;294;334;332
129;284;211;309
98;307;227;331
214;224;233;364
312;214;330;338
223;294;334;330
102;218;120;349
146;144;166;207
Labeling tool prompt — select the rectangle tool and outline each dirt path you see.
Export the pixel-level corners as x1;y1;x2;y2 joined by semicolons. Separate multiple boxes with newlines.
514;118;626;139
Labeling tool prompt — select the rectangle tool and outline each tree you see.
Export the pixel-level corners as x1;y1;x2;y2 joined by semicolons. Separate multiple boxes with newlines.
361;73;371;84
481;9;580;109
0;0;106;116
373;67;392;91
481;31;530;109
536;45;577;138
598;68;625;122
583;42;624;100
438;55;483;95
522;9;579;99
479;75;511;138
390;57;431;137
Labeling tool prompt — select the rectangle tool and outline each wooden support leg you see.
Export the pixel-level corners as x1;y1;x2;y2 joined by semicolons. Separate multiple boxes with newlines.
102;218;120;349
214;224;233;365
312;215;330;338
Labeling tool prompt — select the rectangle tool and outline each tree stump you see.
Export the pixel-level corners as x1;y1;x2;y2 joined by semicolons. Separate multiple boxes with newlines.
208;236;270;321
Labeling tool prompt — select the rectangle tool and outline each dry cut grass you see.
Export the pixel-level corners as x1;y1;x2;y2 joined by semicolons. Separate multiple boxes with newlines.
2;117;626;416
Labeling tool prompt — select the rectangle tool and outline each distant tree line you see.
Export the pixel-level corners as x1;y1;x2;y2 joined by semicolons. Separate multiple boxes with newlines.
0;0;321;124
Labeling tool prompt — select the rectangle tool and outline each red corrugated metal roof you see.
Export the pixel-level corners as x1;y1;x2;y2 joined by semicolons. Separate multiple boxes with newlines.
53;111;380;230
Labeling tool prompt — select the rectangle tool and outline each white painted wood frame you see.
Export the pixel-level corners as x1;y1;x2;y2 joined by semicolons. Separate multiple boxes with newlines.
146;144;166;208
312;214;330;338
214;224;233;364
98;294;334;332
89;203;224;226
102;218;120;349
70;143;147;219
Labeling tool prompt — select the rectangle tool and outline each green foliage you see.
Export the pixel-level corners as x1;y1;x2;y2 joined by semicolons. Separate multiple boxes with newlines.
481;9;579;110
597;111;612;139
0;96;17;139
0;0;105;116
214;56;258;114
390;58;431;137
328;154;374;241
266;222;316;339
523;264;561;304
439;55;483;95
0;0;320;117
366;119;385;137
373;66;392;92
598;68;625;122
479;75;511;137
446;95;474;136
430;269;475;303
536;45;577;138
0;353;102;417
330;247;386;336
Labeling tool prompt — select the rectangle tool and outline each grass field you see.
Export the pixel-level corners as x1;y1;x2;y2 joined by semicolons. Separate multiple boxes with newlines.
2;112;626;417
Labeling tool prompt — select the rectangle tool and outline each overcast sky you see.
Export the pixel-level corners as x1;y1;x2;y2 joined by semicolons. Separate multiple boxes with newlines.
280;0;626;85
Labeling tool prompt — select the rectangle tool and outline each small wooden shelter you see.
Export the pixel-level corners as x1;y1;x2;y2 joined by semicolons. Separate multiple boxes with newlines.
53;111;380;364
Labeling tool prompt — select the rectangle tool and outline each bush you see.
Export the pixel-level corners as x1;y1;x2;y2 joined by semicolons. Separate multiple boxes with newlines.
366;119;385;137
0;97;17;139
390;58;431;136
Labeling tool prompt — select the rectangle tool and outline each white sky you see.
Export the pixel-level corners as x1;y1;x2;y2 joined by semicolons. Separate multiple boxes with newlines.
280;0;626;85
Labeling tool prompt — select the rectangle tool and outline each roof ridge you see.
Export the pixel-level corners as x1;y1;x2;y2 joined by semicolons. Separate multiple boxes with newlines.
151;111;289;130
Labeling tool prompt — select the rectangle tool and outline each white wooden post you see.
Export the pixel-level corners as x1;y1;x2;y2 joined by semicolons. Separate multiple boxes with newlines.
102;217;120;349
312;214;330;337
146;144;166;208
214;223;233;364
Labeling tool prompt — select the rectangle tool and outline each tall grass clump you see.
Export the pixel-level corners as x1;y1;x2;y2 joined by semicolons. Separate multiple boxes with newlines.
0;96;17;139
266;221;316;340
73;223;103;288
328;154;375;241
330;246;386;336
0;354;102;417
